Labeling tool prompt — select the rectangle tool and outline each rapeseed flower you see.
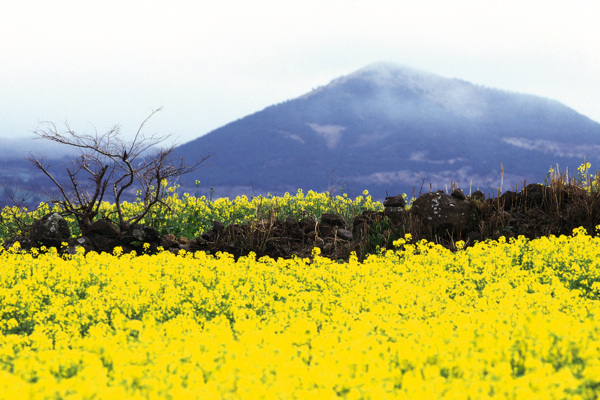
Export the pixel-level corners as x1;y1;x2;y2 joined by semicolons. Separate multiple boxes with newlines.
2;231;600;398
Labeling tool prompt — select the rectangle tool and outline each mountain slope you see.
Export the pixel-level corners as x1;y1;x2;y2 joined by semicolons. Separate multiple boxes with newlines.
176;63;600;198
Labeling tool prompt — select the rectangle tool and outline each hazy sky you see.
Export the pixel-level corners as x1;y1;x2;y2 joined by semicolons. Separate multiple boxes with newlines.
1;0;599;145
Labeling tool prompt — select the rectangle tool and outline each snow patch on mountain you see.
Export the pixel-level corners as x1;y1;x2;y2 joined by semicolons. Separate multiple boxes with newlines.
307;123;346;149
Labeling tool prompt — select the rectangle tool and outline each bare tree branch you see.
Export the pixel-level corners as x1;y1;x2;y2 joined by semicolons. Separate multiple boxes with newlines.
29;109;208;235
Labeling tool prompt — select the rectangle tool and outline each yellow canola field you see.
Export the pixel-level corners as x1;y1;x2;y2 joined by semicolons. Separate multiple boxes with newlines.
2;230;600;399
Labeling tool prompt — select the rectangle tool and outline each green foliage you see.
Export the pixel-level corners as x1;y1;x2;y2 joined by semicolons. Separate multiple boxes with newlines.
1;187;385;242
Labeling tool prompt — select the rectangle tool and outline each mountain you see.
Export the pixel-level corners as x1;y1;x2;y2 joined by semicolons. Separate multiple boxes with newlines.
175;62;600;199
0;137;78;160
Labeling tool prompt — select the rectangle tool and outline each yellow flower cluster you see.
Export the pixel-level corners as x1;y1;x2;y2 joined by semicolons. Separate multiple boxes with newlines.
2;229;600;398
576;162;600;193
1;189;383;241
138;188;382;238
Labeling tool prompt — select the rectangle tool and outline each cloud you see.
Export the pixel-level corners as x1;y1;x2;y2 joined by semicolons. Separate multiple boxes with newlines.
502;137;600;160
409;151;466;165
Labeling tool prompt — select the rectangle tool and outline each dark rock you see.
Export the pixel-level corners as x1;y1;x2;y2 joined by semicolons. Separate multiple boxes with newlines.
87;219;119;237
500;191;521;210
87;233;121;254
285;217;299;228
522;183;545;206
336;228;353;241
352;215;367;227
318;222;336;238
178;243;191;252
384;206;407;223
213;221;225;232
225;224;243;236
200;222;226;242
160;233;178;249
30;213;70;249
299;216;317;234
470;190;485;201
451;189;466;201
67;236;95;254
562;185;587;202
383;195;406;208
411;190;475;235
320;213;345;227
201;230;216;241
352;216;369;239
466;231;482;243
119;243;140;255
285;217;303;239
3;235;36;252
123;224;160;244
187;238;205;252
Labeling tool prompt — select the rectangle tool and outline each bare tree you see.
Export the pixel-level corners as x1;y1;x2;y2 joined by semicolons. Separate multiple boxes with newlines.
29;108;207;235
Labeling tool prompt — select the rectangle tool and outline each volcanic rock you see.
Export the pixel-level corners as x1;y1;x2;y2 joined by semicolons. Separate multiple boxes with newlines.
30;213;70;248
411;191;475;235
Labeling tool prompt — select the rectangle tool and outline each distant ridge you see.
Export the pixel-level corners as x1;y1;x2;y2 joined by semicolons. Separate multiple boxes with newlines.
175;62;600;199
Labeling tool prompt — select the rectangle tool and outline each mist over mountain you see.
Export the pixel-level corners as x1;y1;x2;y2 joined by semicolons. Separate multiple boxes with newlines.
3;63;600;206
176;63;600;199
0;137;78;160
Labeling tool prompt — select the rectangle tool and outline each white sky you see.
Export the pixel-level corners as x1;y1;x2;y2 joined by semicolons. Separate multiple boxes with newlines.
1;0;599;144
